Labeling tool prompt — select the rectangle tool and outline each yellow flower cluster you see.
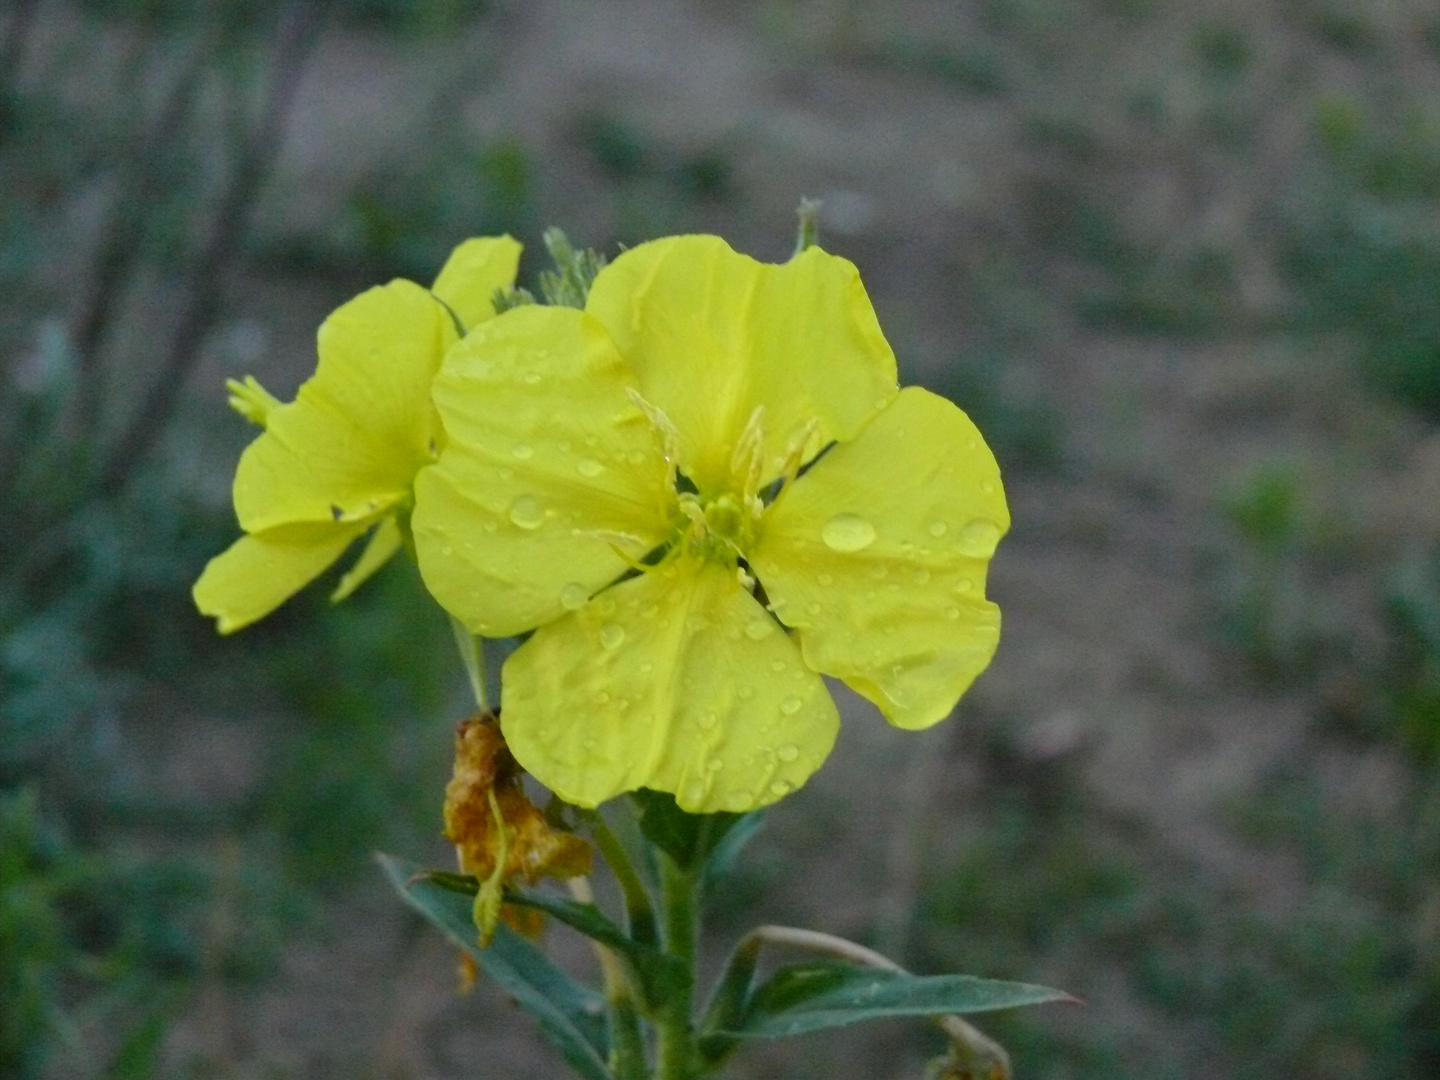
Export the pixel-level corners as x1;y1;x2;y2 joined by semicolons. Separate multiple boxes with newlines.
196;233;1008;814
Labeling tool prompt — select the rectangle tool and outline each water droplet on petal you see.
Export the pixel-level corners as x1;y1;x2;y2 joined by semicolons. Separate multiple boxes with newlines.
945;606;961;620
627;449;647;465
770;659;787;673
981;479;996;494
769;779;794;797
639;661;654;674
728;790;754;811
560;582;588;610
523;371;541;385
953;578;974;594
599;624;625;649
706;757;724;772
776;744;800;762
817;573;834;587
912;568;931;585
511;443;534;460
780;697;802;716
958;519;1002;557
821;513;876;552
577;457;603;478
744;618;773;641
928;520;949;538
685;782;707;805
558;439;572;452
737;686;756;700
509;495;544;529
805;601;822;615
698;711;719;730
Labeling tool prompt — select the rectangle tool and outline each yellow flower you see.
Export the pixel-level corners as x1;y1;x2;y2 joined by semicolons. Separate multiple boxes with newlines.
412;235;1008;813
193;236;522;632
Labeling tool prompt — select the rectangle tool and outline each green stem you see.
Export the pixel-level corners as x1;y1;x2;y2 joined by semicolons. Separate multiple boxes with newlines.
569;879;648;1080
591;815;660;949
656;853;699;1080
449;614;488;711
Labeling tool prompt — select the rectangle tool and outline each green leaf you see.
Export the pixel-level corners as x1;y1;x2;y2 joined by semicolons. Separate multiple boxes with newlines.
630;789;740;871
377;854;611;1080
505;883;691;1007
725;962;1071;1039
701;809;764;894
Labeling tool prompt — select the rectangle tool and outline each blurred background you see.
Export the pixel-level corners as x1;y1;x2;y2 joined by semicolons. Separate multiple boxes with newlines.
4;0;1440;1077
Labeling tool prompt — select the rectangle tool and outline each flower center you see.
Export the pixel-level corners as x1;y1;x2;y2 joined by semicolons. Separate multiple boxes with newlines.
676;490;763;564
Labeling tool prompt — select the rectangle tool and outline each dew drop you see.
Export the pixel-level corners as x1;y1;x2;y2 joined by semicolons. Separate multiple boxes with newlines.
698;710;719;730
483;521;497;533
441;544;454;556
577;458;604;478
599;624;625;650
523;371;541;385
706;757;724;772
912;568;931;585
821;512;877;552
560;582;588;611
980;479;996;494
869;564;888;580
558;439;572;452
780;697;802;716
927;520;949;538
770;659;787;673
769;779;794;797
958;519;1002;556
737;686;756;700
627;449;647;465
744;618;773;641
511;443;534;460
639;661;654;674
593;690;610;704
817;573;835;587
728;791;754;811
945;606;961;620
806;601;822;615
776;744;800;762
509;495;544;529
953;579;974;594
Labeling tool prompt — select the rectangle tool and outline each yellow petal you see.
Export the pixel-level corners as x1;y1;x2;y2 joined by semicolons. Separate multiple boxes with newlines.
412;305;677;637
430;235;523;333
585;235;898;495
501;556;839;813
193;521;368;633
233;280;456;532
330;515;403;602
749;386;1009;730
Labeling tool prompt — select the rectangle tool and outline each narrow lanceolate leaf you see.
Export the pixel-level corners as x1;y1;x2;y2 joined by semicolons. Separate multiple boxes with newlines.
505;883;691;1007
723;962;1071;1039
377;855;611;1080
